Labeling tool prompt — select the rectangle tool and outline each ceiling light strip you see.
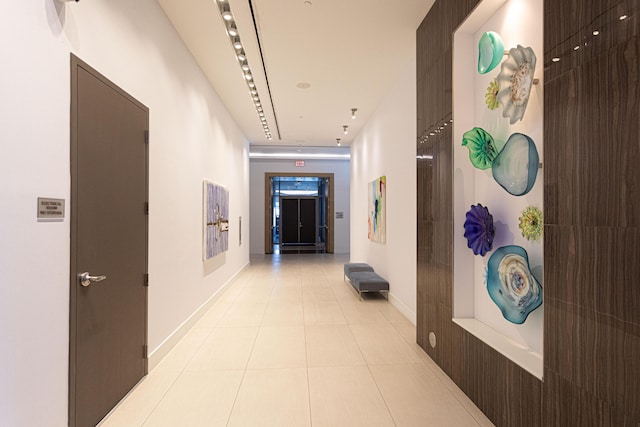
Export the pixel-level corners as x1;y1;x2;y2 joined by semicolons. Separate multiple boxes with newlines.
216;1;273;140
247;0;281;140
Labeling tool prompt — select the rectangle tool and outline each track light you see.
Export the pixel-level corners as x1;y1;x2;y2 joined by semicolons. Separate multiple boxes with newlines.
218;0;275;142
343;125;348;135
351;108;357;119
336;138;341;146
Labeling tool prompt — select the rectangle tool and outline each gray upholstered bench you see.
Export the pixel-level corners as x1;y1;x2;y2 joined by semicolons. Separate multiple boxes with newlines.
343;263;374;281
347;270;389;301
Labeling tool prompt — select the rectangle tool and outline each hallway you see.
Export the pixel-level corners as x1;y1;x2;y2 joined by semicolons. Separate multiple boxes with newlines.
100;255;492;426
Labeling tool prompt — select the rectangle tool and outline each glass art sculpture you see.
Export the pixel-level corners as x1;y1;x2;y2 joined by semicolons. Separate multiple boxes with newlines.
491;132;539;196
486;245;542;324
497;45;537;124
485;78;500;110
462;127;498;170
478;31;505;74
519;206;543;240
463;204;495;256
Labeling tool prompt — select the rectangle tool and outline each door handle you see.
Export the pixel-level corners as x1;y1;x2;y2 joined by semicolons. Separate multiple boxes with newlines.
79;272;107;287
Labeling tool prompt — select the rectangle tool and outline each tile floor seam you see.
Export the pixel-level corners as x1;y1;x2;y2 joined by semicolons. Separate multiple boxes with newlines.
224;292;263;427
139;328;214;427
342;320;397;426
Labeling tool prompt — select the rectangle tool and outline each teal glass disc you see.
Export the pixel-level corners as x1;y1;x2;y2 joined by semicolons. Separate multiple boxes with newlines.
478;31;505;74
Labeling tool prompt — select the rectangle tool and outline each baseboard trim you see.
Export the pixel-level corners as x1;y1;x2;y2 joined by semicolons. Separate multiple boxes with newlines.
147;262;249;371
388;292;417;326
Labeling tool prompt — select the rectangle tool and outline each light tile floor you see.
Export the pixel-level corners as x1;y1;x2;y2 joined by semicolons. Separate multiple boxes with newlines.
100;254;494;427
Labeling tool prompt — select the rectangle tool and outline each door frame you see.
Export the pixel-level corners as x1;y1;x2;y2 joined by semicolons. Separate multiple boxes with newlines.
69;54;149;426
264;172;334;254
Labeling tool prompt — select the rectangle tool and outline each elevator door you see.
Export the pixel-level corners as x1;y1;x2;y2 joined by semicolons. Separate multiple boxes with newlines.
281;197;317;245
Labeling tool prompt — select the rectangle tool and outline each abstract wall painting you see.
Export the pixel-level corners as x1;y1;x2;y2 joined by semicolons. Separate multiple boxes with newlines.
368;176;386;243
203;181;229;260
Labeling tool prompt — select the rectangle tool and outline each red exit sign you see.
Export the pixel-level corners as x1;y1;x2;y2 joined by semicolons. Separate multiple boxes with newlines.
295;160;305;167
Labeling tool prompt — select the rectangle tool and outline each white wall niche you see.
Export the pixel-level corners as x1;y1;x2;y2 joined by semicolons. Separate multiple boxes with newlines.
452;0;544;379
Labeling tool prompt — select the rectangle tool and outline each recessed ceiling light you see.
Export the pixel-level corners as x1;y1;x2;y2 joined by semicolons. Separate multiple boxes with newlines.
593;30;600;36
552;57;560;62
237;53;246;61
619;14;628;20
248;82;255;88
296;82;311;89
244;74;253;80
222;10;233;20
242;64;250;71
234;41;242;50
228;25;238;37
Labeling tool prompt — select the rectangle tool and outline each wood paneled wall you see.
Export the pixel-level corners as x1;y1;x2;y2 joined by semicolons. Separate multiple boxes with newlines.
417;0;640;426
543;0;640;425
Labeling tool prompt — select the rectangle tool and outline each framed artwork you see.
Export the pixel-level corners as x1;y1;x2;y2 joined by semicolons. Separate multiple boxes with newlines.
203;181;229;260
368;175;386;243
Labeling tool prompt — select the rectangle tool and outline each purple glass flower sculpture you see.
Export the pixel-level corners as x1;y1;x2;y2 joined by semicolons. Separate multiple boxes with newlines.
463;204;495;256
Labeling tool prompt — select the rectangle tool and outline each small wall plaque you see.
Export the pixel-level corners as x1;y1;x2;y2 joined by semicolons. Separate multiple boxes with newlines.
38;197;65;222
336;211;344;219
295;160;305;167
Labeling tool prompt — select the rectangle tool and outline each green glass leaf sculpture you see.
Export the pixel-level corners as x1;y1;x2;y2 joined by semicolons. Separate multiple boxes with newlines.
462;127;498;170
478;31;505;74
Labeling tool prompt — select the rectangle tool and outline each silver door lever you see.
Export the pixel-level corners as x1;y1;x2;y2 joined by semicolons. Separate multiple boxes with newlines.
79;272;107;287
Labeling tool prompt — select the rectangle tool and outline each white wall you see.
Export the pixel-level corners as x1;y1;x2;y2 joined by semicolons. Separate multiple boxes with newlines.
0;1;249;425
350;57;417;323
249;159;351;254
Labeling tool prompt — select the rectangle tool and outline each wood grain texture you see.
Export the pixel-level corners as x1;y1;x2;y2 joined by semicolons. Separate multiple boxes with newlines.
543;0;640;425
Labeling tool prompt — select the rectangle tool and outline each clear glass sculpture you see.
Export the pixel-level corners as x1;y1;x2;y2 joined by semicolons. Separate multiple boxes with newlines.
519;206;543;240
486;245;542;324
463;204;495;256
491;133;539;196
462;127;498;170
478;31;505;74
497;45;537;124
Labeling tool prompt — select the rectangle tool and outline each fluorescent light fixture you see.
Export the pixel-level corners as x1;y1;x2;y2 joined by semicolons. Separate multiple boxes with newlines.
249;152;350;159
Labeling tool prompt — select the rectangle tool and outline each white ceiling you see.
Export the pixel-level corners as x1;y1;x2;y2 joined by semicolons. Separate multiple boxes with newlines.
157;0;434;150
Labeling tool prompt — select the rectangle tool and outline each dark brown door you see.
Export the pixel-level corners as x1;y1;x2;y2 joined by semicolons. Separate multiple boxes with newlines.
69;55;148;427
299;198;316;244
280;197;299;245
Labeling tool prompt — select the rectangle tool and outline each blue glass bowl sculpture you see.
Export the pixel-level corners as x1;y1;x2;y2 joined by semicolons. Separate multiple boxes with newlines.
462;127;498;170
478;31;505;74
463;204;495;256
497;45;537;124
491;133;539;196
486;245;542;324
